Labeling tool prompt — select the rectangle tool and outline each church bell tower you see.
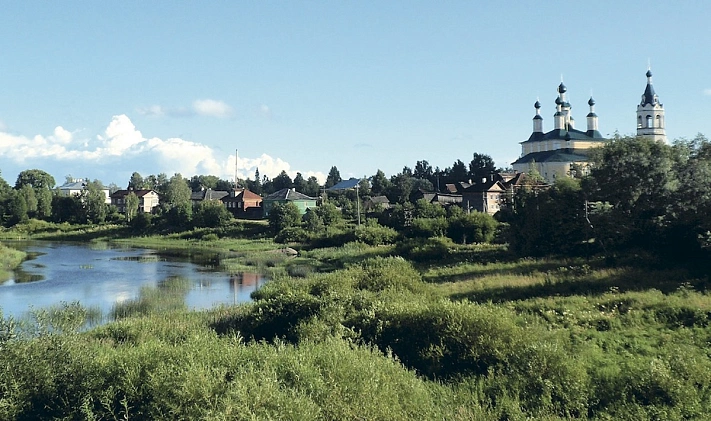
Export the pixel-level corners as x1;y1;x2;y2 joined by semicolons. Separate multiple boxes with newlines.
636;69;667;143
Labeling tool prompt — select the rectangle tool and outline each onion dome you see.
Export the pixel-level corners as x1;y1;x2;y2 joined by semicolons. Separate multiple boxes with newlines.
646;69;653;78
588;97;595;106
558;82;567;93
555;97;562;105
534;100;541;109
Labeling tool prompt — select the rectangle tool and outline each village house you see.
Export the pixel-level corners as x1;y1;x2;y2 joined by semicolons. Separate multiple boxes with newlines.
56;179;111;204
110;189;160;214
262;188;318;216
222;188;263;218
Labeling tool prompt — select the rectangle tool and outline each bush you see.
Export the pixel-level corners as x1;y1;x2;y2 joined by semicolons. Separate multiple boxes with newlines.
447;211;498;244
394;237;453;262
353;222;398;245
275;226;310;244
408;217;448;238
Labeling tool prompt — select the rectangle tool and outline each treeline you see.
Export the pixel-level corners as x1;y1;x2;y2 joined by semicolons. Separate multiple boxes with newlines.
505;133;711;262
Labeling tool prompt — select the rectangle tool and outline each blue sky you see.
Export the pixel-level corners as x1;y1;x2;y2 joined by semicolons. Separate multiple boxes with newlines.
1;1;709;188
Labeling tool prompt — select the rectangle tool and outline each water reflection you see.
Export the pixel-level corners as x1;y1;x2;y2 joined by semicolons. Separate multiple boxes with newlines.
0;241;266;321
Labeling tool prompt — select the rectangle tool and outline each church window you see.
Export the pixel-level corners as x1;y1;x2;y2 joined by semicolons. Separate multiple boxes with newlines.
637;116;642;129
646;115;652;128
656;115;661;128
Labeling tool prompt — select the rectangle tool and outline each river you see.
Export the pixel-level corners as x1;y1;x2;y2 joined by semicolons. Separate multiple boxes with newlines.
0;241;265;321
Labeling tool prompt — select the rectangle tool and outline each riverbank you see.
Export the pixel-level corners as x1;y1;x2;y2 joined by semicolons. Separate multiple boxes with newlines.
1;220;710;418
0;242;26;282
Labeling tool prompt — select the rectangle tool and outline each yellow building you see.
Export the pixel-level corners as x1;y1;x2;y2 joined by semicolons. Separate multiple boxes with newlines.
512;70;666;183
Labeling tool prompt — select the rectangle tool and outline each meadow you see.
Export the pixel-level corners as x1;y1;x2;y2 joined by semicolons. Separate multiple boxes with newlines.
0;222;710;419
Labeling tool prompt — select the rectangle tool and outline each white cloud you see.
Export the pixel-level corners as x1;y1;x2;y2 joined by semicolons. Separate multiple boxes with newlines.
0;114;324;185
193;99;233;118
53;126;73;144
137;105;165;117
704;89;711;96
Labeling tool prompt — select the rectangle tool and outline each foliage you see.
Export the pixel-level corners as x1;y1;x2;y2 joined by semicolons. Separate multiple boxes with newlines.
325;166;341;189
192;199;232;228
268;202;302;234
15;169;56;190
353;221;399;245
447;211;498;244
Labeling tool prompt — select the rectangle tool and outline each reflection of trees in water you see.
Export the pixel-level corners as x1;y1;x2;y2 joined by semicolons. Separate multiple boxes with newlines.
111;276;191;320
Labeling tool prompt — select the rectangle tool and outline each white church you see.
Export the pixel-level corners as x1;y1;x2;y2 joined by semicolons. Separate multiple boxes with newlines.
512;70;667;182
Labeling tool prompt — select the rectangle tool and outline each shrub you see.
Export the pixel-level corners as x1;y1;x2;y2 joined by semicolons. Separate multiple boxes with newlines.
408;217;448;238
447;211;498;244
275;226;310;243
394;237;453;262
353;222;398;246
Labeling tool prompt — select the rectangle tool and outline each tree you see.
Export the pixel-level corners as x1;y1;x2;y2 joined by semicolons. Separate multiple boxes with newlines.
7;190;28;225
468;153;497;183
448;160;469;182
193;200;232;228
413;160;433;181
293;172;307;193
82;180;109;224
272;170;293;191
447;211;498;244
15;169;55;190
325;166;342;189
268;202;302;233
315;202;343;227
18;184;38;217
370;170;391;196
125;192;139;222
584;135;681;252
127;172;146;190
163;173;192;209
304;176;321;197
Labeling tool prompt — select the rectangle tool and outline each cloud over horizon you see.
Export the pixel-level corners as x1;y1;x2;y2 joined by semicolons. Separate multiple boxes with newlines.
0;115;325;186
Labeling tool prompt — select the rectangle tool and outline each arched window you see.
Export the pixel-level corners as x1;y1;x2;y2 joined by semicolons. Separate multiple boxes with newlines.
637;115;642;129
656;115;662;128
646;115;652;128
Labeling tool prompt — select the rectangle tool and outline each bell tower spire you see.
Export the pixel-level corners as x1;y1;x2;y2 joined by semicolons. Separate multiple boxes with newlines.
636;68;667;143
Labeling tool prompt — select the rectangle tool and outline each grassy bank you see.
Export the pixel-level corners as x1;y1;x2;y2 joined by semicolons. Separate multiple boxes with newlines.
0;242;26;282
1;222;710;419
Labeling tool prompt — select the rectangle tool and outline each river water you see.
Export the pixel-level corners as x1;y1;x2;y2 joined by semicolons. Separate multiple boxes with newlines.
0;241;265;320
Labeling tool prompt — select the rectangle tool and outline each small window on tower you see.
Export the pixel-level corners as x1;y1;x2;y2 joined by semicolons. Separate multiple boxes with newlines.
646;115;652;128
637;116;642;129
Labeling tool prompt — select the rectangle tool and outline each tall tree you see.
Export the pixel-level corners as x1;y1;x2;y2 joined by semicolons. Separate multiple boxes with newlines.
272;170;293;191
128;172;146;190
325;166;342;188
468;153;498;183
125;192;139;222
164;173;192;209
370;170;391;196
293;172;307;193
82;180;109;224
304;176;321;197
15;169;55;190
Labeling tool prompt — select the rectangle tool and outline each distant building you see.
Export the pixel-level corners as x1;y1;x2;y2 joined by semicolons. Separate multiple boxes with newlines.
636;70;667;143
190;188;229;205
222;188;263;218
512;81;606;183
110;189;160;214
512;69;667;183
262;188;318;216
56;179;110;204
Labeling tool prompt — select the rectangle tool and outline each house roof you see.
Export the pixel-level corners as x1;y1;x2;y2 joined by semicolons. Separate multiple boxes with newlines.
463;179;506;193
110;189;156;198
327;177;361;190
57;181;87;190
523;127;606;143
223;189;263;202
191;189;229;201
263;188;317;201
368;195;391;205
511;148;592;165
